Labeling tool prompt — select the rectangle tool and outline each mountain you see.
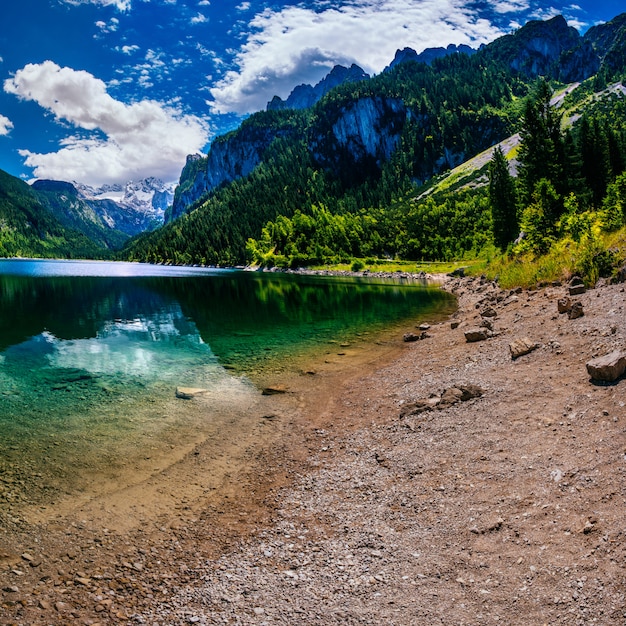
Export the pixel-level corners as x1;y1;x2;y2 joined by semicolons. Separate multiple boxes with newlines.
113;12;626;267
0;169;101;258
75;177;174;224
29;177;173;250
385;43;476;71
267;64;370;111
585;12;626;76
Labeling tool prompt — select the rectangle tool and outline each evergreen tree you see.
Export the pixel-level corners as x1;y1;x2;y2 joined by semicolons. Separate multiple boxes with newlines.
517;80;565;208
488;146;518;248
579;115;610;207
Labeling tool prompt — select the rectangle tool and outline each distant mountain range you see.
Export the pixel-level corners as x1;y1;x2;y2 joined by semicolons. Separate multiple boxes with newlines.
0;174;173;258
1;11;625;262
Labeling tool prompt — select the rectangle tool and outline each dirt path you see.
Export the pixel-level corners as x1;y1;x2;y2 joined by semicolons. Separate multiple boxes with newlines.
1;275;625;625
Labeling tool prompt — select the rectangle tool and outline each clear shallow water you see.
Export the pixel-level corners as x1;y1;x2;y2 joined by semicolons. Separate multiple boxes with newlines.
0;259;455;515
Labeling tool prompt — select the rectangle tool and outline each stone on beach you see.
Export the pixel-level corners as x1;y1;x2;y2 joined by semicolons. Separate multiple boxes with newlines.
464;327;490;342
509;337;539;359
175;387;209;399
586;350;626;382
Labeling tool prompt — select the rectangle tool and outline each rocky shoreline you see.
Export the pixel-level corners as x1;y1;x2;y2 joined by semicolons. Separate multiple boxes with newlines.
1;273;625;625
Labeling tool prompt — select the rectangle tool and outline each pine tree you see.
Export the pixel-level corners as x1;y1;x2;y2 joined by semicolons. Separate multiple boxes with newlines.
517;80;565;209
488;146;518;248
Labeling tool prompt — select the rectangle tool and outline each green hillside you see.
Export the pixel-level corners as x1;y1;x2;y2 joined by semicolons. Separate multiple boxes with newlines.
0;169;102;259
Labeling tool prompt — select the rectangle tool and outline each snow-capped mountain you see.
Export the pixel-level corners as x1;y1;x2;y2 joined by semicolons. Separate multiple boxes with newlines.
76;177;175;222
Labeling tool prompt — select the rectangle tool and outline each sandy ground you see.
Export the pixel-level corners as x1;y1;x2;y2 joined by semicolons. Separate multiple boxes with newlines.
1;274;625;625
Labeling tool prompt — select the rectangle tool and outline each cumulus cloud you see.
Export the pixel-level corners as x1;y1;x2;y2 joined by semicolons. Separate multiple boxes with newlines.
0;114;13;136
63;0;131;10
4;61;209;186
209;0;509;114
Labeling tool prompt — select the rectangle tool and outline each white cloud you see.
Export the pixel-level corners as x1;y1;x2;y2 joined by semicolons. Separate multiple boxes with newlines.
4;61;210;186
191;12;208;25
118;44;140;55
0;114;13;136
492;0;530;14
209;0;508;114
64;0;131;10
95;17;120;36
236;2;250;10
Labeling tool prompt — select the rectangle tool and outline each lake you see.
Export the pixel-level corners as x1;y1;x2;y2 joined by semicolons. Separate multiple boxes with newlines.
0;259;455;521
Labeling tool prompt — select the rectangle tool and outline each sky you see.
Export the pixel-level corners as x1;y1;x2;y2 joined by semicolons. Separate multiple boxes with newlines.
0;0;623;189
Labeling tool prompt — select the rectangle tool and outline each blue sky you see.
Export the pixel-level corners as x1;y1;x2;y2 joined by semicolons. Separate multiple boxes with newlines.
0;0;623;188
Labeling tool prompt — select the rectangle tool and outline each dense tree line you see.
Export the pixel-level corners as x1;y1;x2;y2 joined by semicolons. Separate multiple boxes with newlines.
489;79;626;257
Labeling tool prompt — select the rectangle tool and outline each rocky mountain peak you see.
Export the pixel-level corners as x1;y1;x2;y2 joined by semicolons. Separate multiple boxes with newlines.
385;43;476;71
267;63;369;111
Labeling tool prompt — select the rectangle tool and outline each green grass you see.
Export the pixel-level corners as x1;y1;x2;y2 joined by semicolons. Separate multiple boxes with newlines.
470;227;626;289
310;259;478;275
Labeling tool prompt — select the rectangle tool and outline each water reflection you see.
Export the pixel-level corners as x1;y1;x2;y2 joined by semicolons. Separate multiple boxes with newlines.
0;261;456;513
0;267;456;373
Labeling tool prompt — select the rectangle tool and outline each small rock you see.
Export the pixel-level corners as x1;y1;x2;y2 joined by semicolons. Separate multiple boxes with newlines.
175;387;208;400
509;337;538;360
481;306;497;318
399;398;438;418
464;327;490;343
262;386;288;395
418;323;431;331
404;331;428;342
438;386;465;409
586;350;626;382
557;297;571;314
567;301;584;319
568;276;586;295
450;320;460;329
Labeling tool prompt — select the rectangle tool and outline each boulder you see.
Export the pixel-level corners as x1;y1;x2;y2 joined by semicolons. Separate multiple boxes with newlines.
480;306;497;318
509;337;539;359
586;350;626;382
464;327;490;343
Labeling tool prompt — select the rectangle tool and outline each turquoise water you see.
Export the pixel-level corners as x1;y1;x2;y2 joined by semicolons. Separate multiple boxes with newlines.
0;259;455;515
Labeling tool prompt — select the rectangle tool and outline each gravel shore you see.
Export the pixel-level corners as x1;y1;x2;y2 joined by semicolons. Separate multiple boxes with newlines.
2;274;625;625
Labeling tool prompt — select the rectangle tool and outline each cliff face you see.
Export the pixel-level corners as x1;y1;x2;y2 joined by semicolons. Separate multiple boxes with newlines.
585;12;626;75
170;123;299;222
310;97;410;177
